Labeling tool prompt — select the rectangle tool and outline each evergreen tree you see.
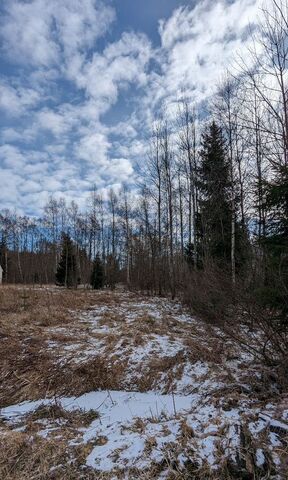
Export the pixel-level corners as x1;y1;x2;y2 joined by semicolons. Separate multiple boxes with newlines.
184;242;204;270
55;233;78;287
0;239;8;282
106;254;118;289
259;165;288;321
197;121;232;267
91;254;104;289
184;242;194;269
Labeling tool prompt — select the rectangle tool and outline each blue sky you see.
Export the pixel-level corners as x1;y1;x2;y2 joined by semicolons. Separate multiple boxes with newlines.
0;0;263;215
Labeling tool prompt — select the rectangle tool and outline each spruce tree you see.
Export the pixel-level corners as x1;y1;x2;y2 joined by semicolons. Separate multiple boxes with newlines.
106;254;118;289
197;122;232;267
91;254;104;289
55;233;78;287
259;165;288;321
184;242;195;270
0;239;8;282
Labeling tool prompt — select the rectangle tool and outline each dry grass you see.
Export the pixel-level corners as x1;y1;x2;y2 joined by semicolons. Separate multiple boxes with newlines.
0;285;123;407
0;429;102;480
0;284;281;407
1;428;260;480
1;285;287;479
1;286;190;405
25;401;99;427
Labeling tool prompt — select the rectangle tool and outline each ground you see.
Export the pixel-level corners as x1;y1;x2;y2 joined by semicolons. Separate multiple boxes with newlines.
0;285;287;479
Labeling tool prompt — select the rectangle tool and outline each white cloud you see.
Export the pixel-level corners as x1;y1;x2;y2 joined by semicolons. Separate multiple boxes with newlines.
37;108;78;136
159;0;261;49
1;128;24;143
18;179;43;194
0;144;26;169
0;169;22;206
102;158;134;181
70;32;151;113
149;0;266;110
116;139;148;158
1;0;60;67
56;0;115;55
0;82;41;116
109;121;138;139
76;131;110;164
0;0;115;67
0;0;273;215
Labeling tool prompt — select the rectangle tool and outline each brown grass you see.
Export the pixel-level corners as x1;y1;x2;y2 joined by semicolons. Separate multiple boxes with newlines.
1;286;198;406
1;285;287;479
0;285;124;407
2;426;262;480
26;401;99;426
0;429;101;480
0;284;272;407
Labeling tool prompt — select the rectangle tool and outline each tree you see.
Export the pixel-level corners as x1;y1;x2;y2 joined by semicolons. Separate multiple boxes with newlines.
0;238;9;282
197;122;232;267
91;254;104;290
178;100;199;265
55;233;78;287
161;122;176;298
213;75;247;282
184;242;195;270
259;166;288;321
119;187;132;288
142;121;164;295
106;254;118;290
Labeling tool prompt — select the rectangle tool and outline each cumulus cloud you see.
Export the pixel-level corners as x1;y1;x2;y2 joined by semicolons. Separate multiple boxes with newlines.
0;144;27;169
159;0;260;49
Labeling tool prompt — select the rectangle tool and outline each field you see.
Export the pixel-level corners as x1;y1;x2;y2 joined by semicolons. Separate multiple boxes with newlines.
0;285;287;479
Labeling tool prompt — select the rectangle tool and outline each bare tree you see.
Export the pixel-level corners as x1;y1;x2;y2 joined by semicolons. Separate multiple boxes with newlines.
178;100;198;264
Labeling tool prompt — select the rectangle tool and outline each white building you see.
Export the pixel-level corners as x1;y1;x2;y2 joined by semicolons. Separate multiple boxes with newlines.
0;265;3;284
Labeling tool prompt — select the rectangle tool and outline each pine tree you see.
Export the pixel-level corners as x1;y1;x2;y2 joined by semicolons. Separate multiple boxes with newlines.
55;233;78;287
91;254;104;289
197;122;232;267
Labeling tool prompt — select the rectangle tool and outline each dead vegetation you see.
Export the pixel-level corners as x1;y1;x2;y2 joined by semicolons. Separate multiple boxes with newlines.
0;286;128;406
25;401;99;427
0;284;286;407
1;285;288;479
0;429;101;480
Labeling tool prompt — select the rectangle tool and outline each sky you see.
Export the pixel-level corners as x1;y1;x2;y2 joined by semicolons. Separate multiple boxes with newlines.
0;0;264;216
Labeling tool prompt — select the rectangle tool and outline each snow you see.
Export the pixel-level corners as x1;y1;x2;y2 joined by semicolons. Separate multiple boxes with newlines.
1;387;285;474
1;390;193;424
256;448;265;467
1;390;195;472
1;291;287;476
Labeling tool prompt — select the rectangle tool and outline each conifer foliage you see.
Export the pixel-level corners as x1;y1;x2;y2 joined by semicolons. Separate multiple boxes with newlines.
197;122;232;267
260;166;288;320
55;233;78;288
91;254;104;290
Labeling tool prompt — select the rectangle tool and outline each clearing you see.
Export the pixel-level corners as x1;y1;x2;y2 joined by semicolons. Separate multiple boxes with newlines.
0;286;287;479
